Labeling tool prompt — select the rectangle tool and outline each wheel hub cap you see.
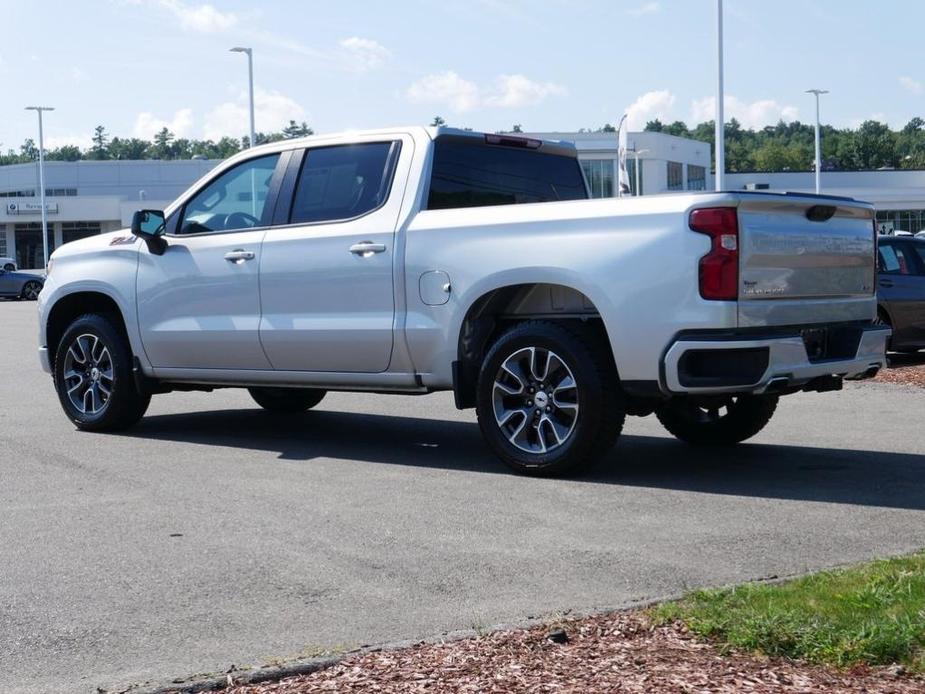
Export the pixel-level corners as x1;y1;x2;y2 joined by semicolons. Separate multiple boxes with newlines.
492;346;579;455
62;334;113;415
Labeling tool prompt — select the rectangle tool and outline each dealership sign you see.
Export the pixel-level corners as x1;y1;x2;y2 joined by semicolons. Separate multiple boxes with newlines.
5;201;59;215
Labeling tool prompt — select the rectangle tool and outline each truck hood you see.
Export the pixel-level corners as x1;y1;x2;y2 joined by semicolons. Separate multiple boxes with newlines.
50;229;140;260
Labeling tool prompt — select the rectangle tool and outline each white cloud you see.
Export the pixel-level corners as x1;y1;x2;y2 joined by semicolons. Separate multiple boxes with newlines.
406;71;565;113
627;2;660;16
133;108;195;139
691;95;798;129
339;37;391;72
156;0;237;33
899;76;923;95
485;74;566;108
624;89;676;129
71;67;88;82
406;71;481;113
204;88;306;140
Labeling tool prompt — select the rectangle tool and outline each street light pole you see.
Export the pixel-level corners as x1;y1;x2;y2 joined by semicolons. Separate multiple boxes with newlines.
806;89;828;194
630;147;649;196
230;47;256;148
715;0;725;191
25;106;54;270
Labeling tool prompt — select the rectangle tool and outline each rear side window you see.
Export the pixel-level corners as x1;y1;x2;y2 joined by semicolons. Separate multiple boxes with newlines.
878;243;914;275
427;139;587;210
290;142;398;224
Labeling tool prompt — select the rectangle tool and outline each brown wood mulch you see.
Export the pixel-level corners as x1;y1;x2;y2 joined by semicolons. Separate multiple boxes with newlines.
875;360;925;388
222;612;923;694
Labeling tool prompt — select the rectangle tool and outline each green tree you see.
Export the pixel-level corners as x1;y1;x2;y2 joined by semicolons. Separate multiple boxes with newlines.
430;116;446;127
151;127;175;159
852;120;895;169
20;139;39;161
89;125;110;160
109;137;150;160
282;120;313;138
511;124;523;133
598;123;617;133
47;145;82;162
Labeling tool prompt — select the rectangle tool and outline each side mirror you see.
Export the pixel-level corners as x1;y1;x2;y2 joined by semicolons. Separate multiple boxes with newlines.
131;209;168;255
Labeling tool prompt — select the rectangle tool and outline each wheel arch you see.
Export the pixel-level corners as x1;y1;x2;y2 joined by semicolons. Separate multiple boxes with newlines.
452;281;616;409
45;290;133;369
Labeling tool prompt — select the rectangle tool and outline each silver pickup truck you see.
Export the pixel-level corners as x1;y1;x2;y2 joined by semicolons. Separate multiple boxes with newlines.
37;126;888;476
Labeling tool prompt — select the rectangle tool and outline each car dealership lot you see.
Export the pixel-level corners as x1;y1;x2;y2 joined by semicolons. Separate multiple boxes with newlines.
2;300;925;694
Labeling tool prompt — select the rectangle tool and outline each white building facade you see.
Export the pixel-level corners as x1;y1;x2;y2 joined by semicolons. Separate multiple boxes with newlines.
525;131;712;198
0;159;218;269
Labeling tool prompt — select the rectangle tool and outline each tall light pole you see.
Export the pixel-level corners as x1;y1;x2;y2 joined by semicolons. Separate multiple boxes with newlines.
630;147;649;196
715;0;725;191
25;106;54;270
230;47;256;148
806;89;828;194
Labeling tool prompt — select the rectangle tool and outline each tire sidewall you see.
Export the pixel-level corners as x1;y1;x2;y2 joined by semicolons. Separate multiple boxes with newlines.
54;315;139;429
22;281;41;300
476;324;605;473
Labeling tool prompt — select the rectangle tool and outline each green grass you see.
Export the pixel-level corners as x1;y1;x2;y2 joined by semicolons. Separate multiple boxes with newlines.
651;552;925;672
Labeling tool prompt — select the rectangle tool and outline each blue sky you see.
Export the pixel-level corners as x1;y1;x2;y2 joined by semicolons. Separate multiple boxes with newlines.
2;0;923;150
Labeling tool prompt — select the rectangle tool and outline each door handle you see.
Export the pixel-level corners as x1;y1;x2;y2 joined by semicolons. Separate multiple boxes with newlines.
224;249;255;264
349;241;387;257
879;280;894;288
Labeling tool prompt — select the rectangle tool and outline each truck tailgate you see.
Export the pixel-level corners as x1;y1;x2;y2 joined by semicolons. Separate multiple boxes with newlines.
736;194;876;327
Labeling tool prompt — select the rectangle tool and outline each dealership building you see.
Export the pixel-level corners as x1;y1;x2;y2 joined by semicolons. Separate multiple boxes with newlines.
2;129;924;269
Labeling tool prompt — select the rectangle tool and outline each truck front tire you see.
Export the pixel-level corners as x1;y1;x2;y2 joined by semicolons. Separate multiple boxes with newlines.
53;314;151;431
476;320;624;477
656;394;778;445
249;387;326;413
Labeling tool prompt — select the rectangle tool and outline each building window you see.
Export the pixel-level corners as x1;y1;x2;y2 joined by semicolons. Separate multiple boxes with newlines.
580;159;615;198
876;209;925;235
687;165;706;191
62;221;102;246
667;161;683;191
0;224;6;257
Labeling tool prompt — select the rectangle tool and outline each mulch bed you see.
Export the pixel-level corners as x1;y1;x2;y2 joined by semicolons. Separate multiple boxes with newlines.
222;612;923;694
875;361;925;388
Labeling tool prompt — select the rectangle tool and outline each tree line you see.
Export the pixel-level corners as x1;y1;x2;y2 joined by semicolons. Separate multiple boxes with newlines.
0;120;314;166
641;117;925;172
6;116;925;172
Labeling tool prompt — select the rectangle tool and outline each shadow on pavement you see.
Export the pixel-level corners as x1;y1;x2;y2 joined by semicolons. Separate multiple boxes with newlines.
124;407;925;511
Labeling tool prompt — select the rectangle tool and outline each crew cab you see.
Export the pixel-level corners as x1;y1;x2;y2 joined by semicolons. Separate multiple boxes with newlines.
37;127;889;476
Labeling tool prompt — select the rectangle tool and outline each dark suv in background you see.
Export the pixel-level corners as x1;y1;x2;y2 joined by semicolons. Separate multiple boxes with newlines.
878;235;925;352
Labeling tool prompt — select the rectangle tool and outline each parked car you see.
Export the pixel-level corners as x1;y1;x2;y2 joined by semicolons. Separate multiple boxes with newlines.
1;256;17;271
36;127;888;476
0;268;43;300
877;235;925;352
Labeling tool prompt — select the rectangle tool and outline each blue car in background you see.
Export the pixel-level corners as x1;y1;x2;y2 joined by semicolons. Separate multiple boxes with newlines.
0;267;43;301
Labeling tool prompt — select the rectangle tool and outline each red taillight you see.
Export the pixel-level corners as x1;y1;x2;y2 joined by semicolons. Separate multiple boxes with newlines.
689;207;739;301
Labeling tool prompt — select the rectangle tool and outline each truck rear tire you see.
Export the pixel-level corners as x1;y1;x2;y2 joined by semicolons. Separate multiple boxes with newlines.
656;394;778;445
475;320;624;477
249;387;326;413
54;314;151;431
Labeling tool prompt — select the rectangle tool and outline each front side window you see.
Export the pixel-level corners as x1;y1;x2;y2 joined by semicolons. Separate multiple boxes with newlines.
289;142;397;224
911;244;925;275
179;153;280;234
427;139;588;210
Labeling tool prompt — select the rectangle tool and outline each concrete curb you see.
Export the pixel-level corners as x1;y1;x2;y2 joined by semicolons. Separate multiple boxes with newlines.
113;569;803;694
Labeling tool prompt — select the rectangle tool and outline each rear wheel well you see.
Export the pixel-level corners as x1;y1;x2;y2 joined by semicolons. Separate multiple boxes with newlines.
46;292;131;368
453;284;614;409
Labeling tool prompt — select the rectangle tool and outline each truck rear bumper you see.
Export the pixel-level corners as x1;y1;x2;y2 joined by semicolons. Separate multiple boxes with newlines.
662;324;890;395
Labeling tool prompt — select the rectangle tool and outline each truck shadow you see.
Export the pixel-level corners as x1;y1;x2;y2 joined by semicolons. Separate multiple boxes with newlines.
124;408;925;511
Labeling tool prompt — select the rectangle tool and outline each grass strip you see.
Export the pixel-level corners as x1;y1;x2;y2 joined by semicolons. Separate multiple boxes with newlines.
651;552;925;672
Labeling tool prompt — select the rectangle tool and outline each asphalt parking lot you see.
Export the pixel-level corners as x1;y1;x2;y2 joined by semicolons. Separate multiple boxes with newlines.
2;300;925;694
